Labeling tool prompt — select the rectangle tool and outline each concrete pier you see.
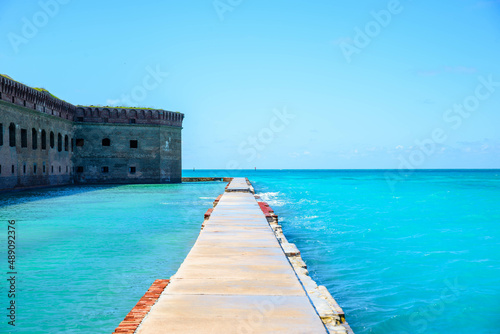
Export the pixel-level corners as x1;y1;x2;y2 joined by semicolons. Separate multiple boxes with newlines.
114;178;351;333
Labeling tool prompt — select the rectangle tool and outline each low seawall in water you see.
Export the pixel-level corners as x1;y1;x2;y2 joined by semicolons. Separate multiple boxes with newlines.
182;177;233;183
113;177;352;334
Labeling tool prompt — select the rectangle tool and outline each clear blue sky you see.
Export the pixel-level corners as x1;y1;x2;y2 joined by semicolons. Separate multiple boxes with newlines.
1;0;499;169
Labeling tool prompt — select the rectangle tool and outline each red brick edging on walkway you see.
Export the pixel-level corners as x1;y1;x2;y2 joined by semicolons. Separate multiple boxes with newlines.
112;279;170;334
258;201;278;223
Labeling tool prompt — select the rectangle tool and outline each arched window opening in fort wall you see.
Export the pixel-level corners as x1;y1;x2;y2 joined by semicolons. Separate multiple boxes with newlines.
50;132;55;149
9;123;16;147
32;128;38;150
41;130;47;150
57;133;62;152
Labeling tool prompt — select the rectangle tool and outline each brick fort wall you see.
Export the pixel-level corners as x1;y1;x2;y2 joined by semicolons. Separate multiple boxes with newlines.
0;75;184;191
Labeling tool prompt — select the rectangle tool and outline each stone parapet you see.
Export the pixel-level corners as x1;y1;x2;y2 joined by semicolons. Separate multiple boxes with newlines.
75;107;184;127
0;75;76;121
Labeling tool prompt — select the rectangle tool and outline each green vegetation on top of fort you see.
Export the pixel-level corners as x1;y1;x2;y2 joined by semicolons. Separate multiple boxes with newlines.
77;105;181;113
33;87;63;101
1;74;180;113
1;74;15;80
1;73;69;103
80;105;159;110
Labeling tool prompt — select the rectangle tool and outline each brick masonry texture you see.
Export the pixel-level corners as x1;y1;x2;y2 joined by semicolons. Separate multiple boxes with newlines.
0;75;183;191
112;279;170;334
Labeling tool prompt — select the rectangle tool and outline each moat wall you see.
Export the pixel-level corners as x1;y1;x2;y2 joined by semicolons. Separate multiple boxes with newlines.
0;75;183;191
0;100;74;190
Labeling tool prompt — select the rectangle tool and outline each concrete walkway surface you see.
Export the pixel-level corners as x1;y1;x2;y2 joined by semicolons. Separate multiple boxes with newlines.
136;178;328;333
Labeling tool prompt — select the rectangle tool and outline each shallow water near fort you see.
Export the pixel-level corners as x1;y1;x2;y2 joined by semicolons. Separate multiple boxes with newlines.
1;170;500;333
0;182;227;333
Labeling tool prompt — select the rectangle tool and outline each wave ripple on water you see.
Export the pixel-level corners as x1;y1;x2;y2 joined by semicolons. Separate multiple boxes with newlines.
221;170;500;334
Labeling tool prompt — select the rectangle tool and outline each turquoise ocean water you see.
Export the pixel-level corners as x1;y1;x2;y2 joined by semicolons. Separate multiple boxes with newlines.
0;182;227;333
1;170;499;333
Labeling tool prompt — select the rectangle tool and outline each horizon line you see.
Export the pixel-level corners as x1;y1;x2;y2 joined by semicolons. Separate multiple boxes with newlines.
182;168;500;171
